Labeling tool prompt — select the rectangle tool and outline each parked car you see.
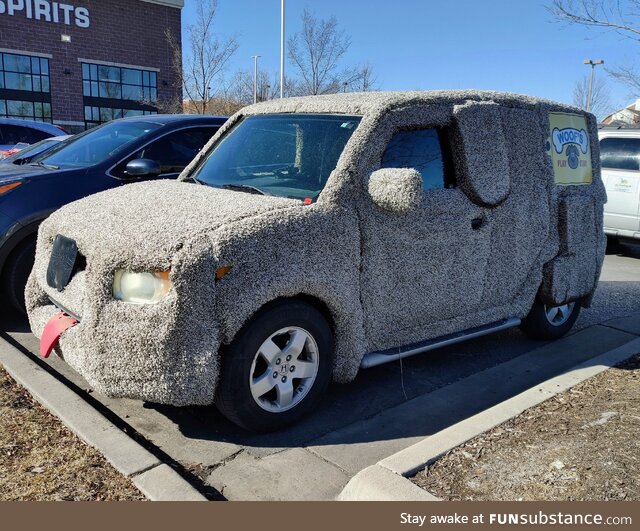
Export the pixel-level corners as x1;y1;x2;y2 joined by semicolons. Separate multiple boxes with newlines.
26;92;606;432
1;114;226;313
598;126;640;243
0;118;64;155
0;135;71;166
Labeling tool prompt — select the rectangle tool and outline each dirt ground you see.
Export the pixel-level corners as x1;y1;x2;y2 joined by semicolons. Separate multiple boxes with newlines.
0;367;144;501
412;354;640;501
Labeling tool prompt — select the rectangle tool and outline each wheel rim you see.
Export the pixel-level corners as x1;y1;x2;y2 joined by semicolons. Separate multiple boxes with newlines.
249;326;319;413
544;302;575;326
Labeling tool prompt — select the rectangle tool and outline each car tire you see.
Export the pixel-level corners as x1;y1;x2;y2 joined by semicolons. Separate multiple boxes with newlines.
215;299;334;432
520;295;581;341
1;237;36;315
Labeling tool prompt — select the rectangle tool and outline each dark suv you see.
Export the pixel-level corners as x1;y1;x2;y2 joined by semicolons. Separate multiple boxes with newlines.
0;114;226;313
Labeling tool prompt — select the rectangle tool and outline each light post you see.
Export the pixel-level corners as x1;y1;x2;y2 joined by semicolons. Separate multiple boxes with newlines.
280;0;285;98
252;55;261;104
584;59;604;113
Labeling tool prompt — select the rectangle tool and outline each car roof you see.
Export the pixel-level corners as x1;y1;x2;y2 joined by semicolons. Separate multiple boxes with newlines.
598;125;640;136
116;114;228;126
243;90;585;117
0;117;63;136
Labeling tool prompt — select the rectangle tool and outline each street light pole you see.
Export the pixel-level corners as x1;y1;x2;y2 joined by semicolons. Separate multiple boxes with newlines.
584;59;604;113
280;0;285;99
252;55;261;104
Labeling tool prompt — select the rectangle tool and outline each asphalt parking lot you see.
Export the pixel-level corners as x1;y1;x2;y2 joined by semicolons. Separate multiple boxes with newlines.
1;244;639;500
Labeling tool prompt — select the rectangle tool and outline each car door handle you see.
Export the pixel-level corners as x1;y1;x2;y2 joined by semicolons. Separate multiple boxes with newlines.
471;217;484;230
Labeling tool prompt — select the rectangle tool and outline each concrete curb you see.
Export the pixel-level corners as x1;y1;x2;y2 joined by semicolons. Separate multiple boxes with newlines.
339;336;640;501
338;464;439;501
0;338;206;501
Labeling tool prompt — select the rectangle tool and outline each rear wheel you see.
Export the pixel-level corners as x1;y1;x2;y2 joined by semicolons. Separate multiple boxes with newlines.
1;237;36;315
215;299;334;432
520;296;581;340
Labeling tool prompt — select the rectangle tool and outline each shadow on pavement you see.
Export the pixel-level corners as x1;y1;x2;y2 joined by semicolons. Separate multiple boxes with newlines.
2;261;639;456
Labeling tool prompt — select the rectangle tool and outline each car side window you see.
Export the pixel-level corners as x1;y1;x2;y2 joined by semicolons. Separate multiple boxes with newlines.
118;126;217;176
381;127;456;190
599;137;640;171
0;125;50;145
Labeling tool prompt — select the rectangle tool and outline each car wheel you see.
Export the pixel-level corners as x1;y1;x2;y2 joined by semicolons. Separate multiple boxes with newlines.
1;237;36;315
215;299;334;432
520;296;581;341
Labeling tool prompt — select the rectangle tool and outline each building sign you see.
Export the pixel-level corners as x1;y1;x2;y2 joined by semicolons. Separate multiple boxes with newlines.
547;112;593;185
0;0;90;28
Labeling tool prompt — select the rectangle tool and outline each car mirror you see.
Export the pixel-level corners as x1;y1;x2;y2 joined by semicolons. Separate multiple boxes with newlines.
125;158;161;179
367;168;423;214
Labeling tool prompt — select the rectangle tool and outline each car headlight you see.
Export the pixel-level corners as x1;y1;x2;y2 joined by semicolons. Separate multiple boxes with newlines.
113;270;171;304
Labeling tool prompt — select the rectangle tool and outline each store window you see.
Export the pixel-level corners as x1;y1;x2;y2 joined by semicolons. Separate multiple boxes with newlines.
81;62;158;127
0;99;52;122
0;52;52;122
0;53;50;93
82;63;157;102
83;106;157;128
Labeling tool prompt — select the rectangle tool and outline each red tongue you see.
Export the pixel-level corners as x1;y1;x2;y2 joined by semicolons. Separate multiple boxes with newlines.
40;312;78;359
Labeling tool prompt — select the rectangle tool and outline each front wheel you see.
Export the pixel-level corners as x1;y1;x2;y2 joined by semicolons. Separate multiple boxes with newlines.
1;237;36;315
520;297;581;340
215;300;334;432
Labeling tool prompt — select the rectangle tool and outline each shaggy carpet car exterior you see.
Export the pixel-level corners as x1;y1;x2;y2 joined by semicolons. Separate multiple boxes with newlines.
26;90;606;406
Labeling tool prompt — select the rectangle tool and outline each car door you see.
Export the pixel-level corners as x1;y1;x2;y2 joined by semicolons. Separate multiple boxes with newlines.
111;126;218;180
359;110;494;351
599;135;640;234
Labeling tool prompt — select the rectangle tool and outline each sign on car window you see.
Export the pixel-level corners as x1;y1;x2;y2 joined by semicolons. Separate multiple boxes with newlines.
547;113;593;185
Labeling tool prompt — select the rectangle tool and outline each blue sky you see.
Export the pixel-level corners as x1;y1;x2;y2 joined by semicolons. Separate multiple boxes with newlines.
181;0;640;113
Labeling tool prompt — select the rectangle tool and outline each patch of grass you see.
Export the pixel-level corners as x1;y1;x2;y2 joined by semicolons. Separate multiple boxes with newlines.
0;367;145;501
412;354;640;501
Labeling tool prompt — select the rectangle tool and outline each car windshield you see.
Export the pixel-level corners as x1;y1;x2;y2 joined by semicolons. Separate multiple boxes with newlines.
38;121;162;168
1;138;61;164
190;114;361;200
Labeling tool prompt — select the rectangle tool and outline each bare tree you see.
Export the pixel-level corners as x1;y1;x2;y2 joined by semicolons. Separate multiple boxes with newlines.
550;1;640;94
347;63;378;92
573;75;614;118
224;69;280;104
172;0;238;114
550;0;640;37
287;9;375;95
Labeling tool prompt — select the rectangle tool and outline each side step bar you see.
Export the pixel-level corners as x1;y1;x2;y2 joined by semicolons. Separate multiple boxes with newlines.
360;317;522;369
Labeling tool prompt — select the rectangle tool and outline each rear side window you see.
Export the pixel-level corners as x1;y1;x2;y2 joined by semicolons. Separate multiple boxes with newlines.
381;128;456;190
599;137;640;171
0;124;51;145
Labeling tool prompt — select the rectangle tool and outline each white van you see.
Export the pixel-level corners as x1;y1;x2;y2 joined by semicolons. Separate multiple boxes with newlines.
599;127;640;242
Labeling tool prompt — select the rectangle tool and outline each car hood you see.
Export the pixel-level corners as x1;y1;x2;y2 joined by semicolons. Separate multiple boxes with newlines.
0;163;50;183
40;179;300;263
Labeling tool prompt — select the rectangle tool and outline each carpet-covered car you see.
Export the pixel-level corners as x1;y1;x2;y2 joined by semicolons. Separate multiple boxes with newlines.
26;91;606;432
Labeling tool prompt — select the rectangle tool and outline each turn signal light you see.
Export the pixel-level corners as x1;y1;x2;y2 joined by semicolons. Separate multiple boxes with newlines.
0;181;22;195
215;266;232;280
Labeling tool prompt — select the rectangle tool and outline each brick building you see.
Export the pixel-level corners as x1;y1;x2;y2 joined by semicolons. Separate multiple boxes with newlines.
0;0;183;132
